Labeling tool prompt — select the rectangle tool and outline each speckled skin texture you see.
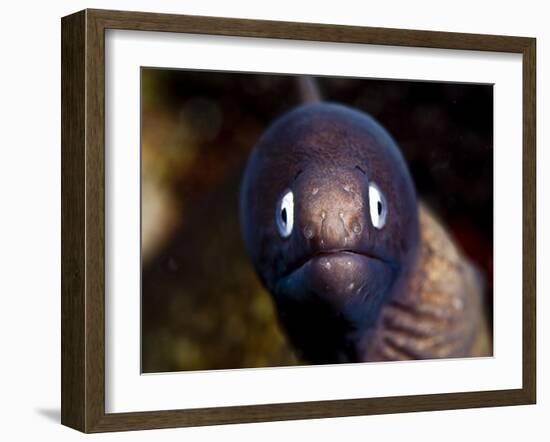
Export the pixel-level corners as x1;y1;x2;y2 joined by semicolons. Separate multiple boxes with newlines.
240;102;489;364
363;204;490;360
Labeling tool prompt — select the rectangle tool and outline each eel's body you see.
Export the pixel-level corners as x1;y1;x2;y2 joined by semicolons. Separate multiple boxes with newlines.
363;204;490;361
240;99;491;364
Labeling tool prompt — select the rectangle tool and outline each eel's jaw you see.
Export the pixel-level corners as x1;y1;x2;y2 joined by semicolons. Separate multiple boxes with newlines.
271;250;399;363
274;251;397;317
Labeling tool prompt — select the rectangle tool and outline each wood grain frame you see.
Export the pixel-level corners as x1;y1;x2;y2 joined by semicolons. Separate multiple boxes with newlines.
61;8;536;433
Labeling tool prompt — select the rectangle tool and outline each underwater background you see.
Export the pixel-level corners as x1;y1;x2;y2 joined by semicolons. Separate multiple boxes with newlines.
141;70;493;373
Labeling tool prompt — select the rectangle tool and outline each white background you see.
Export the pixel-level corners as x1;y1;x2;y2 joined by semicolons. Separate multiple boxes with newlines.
0;0;546;440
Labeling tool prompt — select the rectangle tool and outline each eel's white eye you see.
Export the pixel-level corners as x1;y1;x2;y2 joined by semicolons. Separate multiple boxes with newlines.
369;182;387;229
276;190;294;238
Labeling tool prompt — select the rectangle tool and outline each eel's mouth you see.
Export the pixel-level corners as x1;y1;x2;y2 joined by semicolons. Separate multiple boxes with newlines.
276;250;397;308
282;249;391;279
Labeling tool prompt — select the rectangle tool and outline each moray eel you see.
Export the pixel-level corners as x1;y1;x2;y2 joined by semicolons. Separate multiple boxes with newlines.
240;100;490;364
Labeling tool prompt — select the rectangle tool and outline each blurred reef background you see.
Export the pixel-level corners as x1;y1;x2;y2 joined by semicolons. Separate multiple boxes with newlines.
141;69;493;373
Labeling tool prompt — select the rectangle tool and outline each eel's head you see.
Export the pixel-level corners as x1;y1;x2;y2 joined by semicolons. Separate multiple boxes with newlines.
240;103;420;362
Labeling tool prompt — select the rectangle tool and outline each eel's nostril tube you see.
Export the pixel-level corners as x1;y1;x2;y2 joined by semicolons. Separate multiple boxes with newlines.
297;171;366;249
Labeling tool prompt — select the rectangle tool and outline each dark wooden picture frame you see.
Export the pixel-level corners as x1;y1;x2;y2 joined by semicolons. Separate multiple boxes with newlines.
61;8;536;433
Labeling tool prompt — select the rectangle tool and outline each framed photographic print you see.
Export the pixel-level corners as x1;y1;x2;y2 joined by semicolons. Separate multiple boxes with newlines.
61;9;536;433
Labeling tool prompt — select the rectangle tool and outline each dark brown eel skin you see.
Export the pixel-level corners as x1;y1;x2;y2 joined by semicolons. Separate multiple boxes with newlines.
239;101;490;364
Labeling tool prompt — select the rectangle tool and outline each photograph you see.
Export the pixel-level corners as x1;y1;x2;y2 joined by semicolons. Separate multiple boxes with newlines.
140;69;494;373
57;6;536;434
